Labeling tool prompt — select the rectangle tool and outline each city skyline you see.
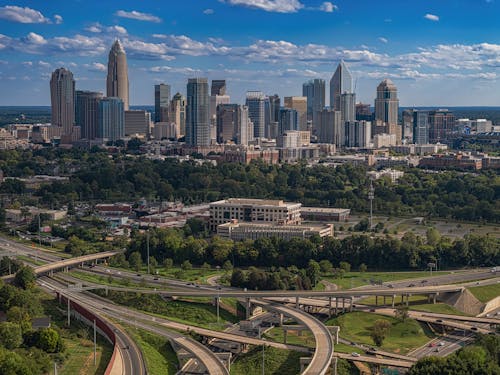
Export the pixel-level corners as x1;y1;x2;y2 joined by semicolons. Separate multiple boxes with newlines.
0;0;499;106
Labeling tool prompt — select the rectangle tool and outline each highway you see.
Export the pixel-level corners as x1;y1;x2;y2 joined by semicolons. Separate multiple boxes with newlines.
333;352;414;368
409;331;475;359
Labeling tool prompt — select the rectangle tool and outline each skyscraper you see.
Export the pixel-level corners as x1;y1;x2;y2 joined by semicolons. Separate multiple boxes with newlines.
340;93;356;123
316;109;343;146
106;40;129;110
154;84;170;122
170;93;186;138
284;96;308;131
75;90;103;140
211;80;226;96
413;110;429;145
98;97;124;142
217;104;252;145
50;67;75;139
278;108;299;135
246;91;266;138
330;60;353;111
428;110;455;143
302;79;325;122
374;79;399;128
186;78;210;146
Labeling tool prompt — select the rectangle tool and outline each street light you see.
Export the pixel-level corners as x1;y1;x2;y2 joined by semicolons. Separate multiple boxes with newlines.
262;340;266;375
368;179;375;230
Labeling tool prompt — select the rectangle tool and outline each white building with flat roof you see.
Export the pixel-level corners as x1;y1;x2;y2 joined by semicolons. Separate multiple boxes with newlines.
209;198;302;231
217;221;332;241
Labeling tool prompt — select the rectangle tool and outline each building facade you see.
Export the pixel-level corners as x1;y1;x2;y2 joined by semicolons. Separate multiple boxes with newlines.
50;67;75;140
98;97;124;142
284;96;308;131
106;40;129;110
374;79;399;135
246;91;266;139
154;84;171;122
125;110;152;137
330;60;353;112
303;79;325;122
75;90;103;140
186;78;210;146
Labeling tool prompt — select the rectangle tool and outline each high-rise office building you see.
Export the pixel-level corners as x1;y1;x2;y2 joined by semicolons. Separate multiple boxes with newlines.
284;96;308;131
402;109;415;142
278;108;299;135
330;60;353;111
216;104;252;145
428;110;455;143
125;110;152;137
340;93;356;123
268;94;280;123
106;40;129;110
50;67;75;139
316;109;343;146
246;91;266;138
75;90;103;140
266;94;280;139
356;103;373;121
154;84;171;122
413;110;429;145
303;79;325;122
374;79;399;127
211;80;226;96
170;93;186;138
98;97;124;142
186;78;210;146
344;121;371;148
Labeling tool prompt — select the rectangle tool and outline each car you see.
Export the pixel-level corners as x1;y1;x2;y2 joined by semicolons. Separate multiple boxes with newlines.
408;283;415;287
438;342;445;346
351;352;360;357
369;309;376;312
436;319;443;323
350;341;356;345
387;284;394;288
434;348;440;352
195;285;200;288
153;277;159;280
136;274;141;277
471;327;478;331
369;347;377;352
429;342;436;347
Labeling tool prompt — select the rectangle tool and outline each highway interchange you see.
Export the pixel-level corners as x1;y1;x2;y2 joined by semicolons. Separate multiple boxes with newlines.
1;235;499;374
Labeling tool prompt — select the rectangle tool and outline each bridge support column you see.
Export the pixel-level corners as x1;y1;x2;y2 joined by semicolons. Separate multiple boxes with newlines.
279;313;284;326
67;298;70;327
375;295;378;306
433;294;437;304
383;296;386;305
342;298;346;313
350;297;354;312
105;286;108;296
406;294;409;306
331;357;338;375
295;296;299;309
245;298;251;319
328;297;332;317
392;295;396;308
401;294;404;304
335;298;339;314
283;328;287;344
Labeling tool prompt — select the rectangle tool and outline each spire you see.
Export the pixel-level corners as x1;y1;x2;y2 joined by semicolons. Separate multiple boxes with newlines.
111;39;125;54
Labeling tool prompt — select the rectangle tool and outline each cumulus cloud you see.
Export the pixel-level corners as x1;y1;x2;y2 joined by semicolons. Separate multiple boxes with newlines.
378;37;388;44
0;5;50;23
24;32;47;45
115;10;161;23
54;14;63;24
85;62;106;72
424;13;439;21
203;8;215;15
38;60;51;68
221;0;304;13
319;2;337;12
85;23;103;33
107;25;127;35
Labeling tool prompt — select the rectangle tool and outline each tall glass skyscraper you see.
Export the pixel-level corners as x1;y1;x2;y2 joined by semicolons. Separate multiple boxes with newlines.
106;40;129;110
186;78;210;146
75;90;103;140
154;84;171;122
330;60;353;111
375;79;399;126
302;79;325;121
98;97;124;142
246;91;266;139
50;67;75;138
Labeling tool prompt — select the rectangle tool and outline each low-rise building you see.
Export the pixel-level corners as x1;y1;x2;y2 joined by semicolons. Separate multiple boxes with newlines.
367;169;405;182
419;153;482;170
300;207;350;222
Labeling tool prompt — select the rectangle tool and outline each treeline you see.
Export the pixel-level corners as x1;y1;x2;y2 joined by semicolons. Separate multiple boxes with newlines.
0;148;498;222
121;227;499;272
0;267;64;374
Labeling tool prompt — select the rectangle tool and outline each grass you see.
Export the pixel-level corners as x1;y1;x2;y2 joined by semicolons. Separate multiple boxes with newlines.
410;303;470;316
16;254;46;266
231;346;302;375
124;325;179;375
326;312;433;355
69;270;167;289
322;270;451;290
334;343;362;354
468;284;500;303
264;327;315;348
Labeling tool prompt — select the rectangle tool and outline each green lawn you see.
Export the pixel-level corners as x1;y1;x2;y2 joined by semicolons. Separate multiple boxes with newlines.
326;312;433;355
334;343;362;354
322;270;451;290
410;303;470;316
468;284;500;303
69;270;166;289
16;254;46;266
264;327;315;348
112;264;227;284
125;326;179;375
231;346;301;375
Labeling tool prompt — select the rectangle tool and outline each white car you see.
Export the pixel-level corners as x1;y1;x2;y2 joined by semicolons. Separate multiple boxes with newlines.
351;352;360;357
438;342;445;346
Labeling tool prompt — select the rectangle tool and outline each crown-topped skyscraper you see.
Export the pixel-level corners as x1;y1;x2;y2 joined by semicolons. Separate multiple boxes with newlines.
106;40;129;110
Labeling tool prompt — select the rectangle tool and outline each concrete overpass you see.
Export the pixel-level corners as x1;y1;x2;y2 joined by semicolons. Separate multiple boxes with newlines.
333;352;414;368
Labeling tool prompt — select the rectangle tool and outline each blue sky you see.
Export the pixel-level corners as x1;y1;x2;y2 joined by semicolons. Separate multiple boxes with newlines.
0;0;499;106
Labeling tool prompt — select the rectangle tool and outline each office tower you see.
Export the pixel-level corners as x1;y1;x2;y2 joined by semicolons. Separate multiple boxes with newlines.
106;40;129;110
375;79;399;129
413;110;429;145
303;79;326;121
344;121;371;148
98;97;124;142
268;94;280;123
209;94;231;121
186;78;210;146
154;84;171;122
316;109;343;146
75;90;103;140
50;67;75;139
402;109;415;142
330;60;353;111
356;103;372;121
211;80;226;96
170;93;186;138
125;110;152;137
217;104;252;145
246;91;266;138
266;94;280;139
340;93;356;122
428;110;455;143
284;96;308;131
278;108;299;135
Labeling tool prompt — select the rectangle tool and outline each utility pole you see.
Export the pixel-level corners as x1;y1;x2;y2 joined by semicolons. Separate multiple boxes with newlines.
216;292;220;323
262;343;265;375
54;362;57;375
368;179;375;230
146;230;150;274
93;319;97;366
38;213;41;246
67;298;70;327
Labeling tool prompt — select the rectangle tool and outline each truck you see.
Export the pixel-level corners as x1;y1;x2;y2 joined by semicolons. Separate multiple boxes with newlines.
491;266;499;273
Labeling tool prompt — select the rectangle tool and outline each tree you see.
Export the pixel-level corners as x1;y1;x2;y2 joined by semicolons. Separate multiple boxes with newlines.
201;262;211;273
370;319;391;346
395;305;409;322
339;261;351;273
164;258;173;270
128;251;142;272
426;227;441;247
0;322;22;349
13;266;35;289
148;256;158;274
306;260;321;287
222;260;233;273
36;328;63;353
230;269;246;288
319;260;333;274
181;260;192;271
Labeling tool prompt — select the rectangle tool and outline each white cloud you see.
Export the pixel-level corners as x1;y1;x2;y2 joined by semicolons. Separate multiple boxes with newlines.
378;37;388;44
24;32;47;45
85;23;103;33
115;10;161;23
54;15;63;24
221;0;304;13
107;25;127;35
85;62;106;72
424;13;439;21
0;5;50;23
203;8;215;15
38;60;50;68
319;2;337;13
152;34;167;39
